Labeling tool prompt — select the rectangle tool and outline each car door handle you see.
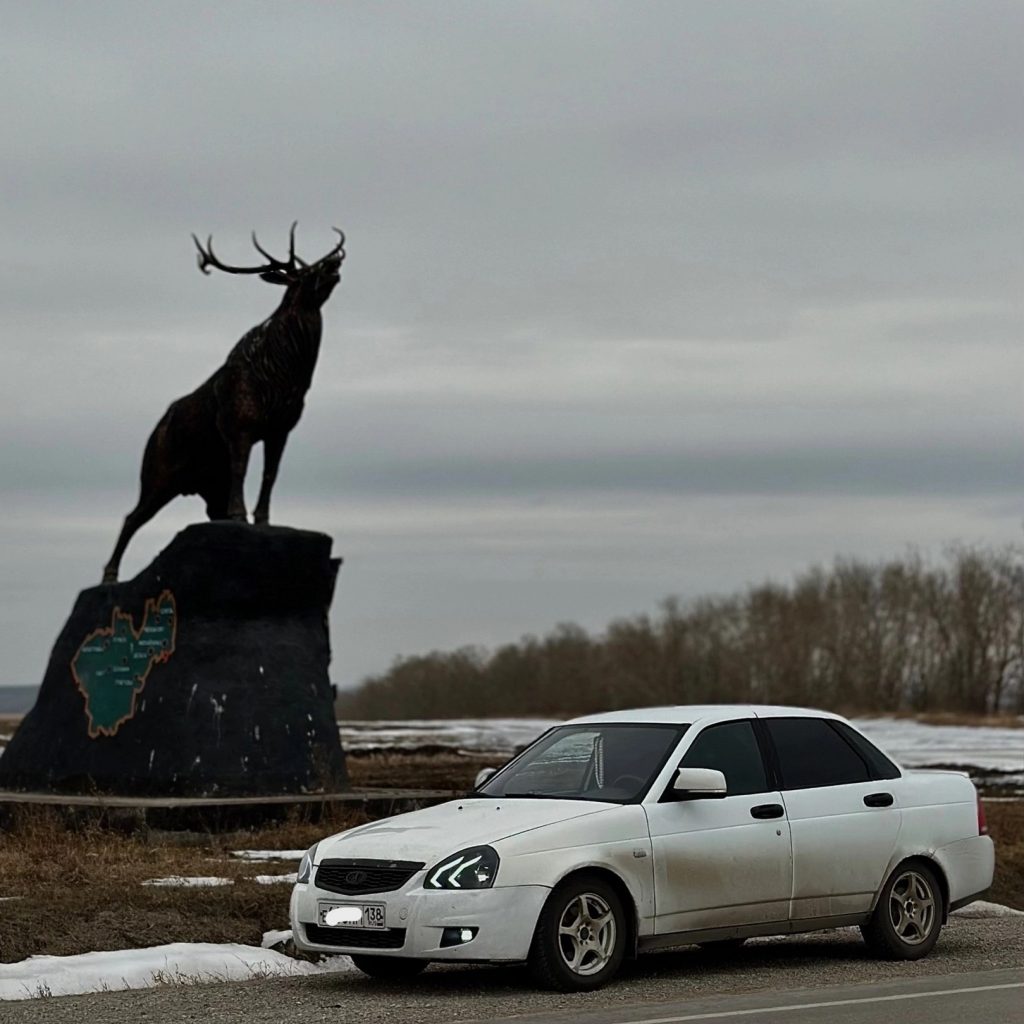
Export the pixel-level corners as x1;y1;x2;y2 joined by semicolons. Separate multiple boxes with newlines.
864;792;894;808
750;803;785;819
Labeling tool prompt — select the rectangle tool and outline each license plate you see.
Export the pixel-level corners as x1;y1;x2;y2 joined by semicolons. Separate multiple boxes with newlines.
317;901;386;929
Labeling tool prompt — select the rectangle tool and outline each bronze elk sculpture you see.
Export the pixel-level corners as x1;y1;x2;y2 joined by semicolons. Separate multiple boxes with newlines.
102;224;345;584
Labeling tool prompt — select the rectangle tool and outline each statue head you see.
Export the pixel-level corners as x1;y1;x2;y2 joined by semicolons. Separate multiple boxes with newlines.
191;222;345;310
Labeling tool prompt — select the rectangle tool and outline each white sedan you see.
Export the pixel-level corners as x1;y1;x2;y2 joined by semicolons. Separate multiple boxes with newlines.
290;705;994;990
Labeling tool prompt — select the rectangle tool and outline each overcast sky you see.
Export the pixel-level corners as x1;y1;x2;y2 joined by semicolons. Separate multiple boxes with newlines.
2;2;1021;691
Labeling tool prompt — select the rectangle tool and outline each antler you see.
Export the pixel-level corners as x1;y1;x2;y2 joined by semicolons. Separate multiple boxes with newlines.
250;221;301;271
191;222;301;277
191;223;344;276
321;227;346;263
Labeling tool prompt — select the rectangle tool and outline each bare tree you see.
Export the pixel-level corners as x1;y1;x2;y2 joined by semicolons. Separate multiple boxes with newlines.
336;546;1024;719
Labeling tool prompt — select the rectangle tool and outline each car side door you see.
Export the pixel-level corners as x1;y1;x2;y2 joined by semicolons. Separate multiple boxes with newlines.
644;719;793;935
762;716;902;922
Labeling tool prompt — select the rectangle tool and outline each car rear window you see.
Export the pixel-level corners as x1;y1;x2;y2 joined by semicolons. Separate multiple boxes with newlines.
765;717;870;789
829;720;901;779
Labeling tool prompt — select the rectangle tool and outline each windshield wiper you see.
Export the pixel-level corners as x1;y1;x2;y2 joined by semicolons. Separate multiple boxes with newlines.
499;791;624;802
500;791;571;799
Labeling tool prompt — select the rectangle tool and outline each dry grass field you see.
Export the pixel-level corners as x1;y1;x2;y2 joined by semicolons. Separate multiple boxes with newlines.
0;752;474;964
989;799;1024;910
0;750;1021;965
0;805;366;964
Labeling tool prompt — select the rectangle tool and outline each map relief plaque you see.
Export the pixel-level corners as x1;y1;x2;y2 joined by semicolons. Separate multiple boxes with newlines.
71;590;177;738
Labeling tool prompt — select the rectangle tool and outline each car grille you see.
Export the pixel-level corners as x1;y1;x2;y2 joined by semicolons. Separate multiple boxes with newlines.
315;859;424;895
304;924;406;949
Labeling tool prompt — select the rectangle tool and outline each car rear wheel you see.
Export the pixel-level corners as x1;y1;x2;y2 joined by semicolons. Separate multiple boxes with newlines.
862;861;942;959
350;954;428;980
528;874;627;991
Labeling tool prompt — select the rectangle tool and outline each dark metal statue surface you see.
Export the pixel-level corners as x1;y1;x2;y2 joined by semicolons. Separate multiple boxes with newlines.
102;223;345;583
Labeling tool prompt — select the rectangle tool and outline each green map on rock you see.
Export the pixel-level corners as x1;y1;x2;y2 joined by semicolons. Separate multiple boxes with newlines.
72;590;177;738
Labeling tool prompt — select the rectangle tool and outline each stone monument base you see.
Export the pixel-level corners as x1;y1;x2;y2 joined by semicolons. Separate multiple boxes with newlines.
0;523;348;796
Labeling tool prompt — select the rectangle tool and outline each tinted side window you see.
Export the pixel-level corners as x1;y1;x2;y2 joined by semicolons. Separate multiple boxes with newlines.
830;721;901;780
679;720;768;796
766;717;870;789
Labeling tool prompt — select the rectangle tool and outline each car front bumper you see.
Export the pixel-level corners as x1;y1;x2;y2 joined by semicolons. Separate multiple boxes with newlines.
290;880;551;962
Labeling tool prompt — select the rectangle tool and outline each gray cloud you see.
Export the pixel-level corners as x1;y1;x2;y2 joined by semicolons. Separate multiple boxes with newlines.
2;2;1021;690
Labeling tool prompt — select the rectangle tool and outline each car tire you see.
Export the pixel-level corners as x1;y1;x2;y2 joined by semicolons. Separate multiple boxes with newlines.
528;874;627;992
349;954;428;980
861;861;943;960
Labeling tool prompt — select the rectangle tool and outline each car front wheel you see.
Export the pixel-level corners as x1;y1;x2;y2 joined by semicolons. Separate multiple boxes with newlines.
528;874;627;991
350;954;428;980
862;861;943;959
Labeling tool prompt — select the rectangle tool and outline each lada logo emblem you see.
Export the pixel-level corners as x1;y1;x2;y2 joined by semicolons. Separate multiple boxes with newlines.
345;870;368;885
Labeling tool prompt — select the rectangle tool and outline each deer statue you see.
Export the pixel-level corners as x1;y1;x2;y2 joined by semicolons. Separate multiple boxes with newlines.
102;223;345;584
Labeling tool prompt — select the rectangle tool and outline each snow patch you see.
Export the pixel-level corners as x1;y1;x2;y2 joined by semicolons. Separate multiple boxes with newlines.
141;876;233;888
232;849;305;861
336;717;1024;774
952;900;1024;918
339;717;556;754
253;873;297;885
853;718;1024;773
0;942;355;1001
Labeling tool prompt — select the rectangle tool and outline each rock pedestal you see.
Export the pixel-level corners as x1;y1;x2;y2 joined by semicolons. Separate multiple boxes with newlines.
0;523;348;796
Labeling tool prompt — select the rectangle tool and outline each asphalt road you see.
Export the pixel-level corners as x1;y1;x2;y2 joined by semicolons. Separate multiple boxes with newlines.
4;917;1023;1024
506;970;1024;1024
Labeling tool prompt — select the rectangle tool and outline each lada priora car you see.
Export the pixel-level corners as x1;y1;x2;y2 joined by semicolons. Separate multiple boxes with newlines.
290;705;994;990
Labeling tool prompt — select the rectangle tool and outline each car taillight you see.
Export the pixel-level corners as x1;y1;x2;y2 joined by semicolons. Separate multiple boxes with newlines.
977;794;989;836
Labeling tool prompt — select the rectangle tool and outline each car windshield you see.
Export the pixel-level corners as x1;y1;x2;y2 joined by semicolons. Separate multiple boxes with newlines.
476;723;687;803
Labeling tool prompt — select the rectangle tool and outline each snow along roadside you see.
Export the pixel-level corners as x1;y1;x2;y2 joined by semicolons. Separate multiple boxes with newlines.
0;938;355;1001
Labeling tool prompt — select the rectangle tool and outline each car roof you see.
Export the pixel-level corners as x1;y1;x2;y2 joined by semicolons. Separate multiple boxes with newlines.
564;704;845;727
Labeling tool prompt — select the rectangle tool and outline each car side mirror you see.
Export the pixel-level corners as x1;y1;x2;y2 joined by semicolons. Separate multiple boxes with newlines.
672;767;728;799
474;767;497;788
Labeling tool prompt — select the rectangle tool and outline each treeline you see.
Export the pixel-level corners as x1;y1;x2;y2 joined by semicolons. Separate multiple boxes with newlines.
336;546;1024;719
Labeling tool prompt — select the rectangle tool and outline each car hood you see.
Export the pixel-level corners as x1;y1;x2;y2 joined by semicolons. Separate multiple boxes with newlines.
315;798;615;865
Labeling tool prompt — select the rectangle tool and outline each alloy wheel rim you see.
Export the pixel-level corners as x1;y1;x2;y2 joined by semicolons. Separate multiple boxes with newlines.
557;892;617;975
888;870;936;945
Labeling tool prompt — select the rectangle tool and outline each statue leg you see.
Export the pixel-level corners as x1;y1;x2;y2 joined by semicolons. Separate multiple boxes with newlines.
101;491;174;584
225;433;253;523
203;490;229;521
253;434;287;526
200;438;232;520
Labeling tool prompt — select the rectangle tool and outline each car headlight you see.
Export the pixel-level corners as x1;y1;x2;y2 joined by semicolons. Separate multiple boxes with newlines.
296;843;319;885
426;846;499;890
